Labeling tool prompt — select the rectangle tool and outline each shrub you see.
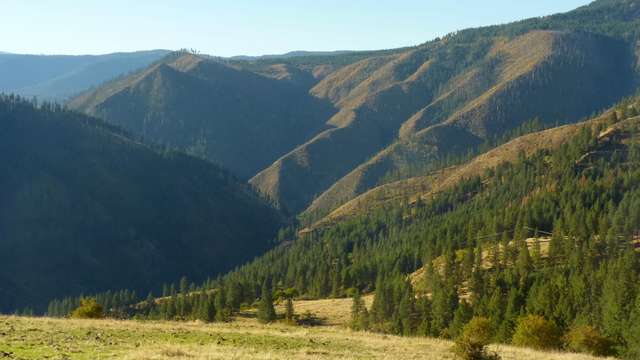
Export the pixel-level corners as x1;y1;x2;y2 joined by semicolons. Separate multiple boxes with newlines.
71;298;103;319
564;325;615;357
512;315;561;350
453;317;501;360
296;311;323;327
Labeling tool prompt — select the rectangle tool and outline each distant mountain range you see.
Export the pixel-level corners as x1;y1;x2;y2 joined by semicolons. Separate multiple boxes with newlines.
0;50;169;100
229;50;357;61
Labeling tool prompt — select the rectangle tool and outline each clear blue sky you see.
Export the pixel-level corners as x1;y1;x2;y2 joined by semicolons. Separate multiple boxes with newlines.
3;0;592;56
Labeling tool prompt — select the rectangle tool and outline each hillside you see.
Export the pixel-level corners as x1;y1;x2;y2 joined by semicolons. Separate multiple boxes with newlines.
252;0;640;214
213;101;640;357
61;2;640;215
0;96;284;313
309;118;592;229
0;50;169;100
68;53;336;180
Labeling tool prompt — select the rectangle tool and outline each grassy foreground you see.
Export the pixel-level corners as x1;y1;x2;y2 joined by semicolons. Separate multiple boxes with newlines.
0;315;614;360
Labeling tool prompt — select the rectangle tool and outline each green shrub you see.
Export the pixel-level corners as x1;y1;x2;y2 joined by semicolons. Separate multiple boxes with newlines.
71;298;103;319
453;317;501;360
564;325;615;357
512;315;561;350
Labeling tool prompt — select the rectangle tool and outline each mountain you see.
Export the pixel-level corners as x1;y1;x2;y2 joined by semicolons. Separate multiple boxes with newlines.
68;53;337;180
67;1;640;217
253;2;640;214
0;50;169;100
0;95;284;313
308;119;592;230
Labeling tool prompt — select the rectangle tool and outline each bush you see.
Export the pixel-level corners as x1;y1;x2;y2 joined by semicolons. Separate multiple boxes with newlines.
71;298;103;319
453;317;501;360
512;315;561;350
296;311;323;327
564;325;615;357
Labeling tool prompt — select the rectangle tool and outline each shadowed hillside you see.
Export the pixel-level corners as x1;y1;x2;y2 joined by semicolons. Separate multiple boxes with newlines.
0;95;284;312
68;53;337;180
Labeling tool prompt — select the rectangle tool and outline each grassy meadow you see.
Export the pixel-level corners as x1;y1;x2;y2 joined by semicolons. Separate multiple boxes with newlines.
0;298;617;360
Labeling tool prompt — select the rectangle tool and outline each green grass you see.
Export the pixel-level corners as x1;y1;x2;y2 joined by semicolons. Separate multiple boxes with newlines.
0;315;616;360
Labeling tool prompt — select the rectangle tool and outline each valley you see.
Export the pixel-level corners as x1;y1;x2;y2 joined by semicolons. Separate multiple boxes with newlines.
3;1;640;359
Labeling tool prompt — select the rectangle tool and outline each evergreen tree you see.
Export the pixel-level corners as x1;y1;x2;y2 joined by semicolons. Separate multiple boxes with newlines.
350;289;369;331
257;281;276;323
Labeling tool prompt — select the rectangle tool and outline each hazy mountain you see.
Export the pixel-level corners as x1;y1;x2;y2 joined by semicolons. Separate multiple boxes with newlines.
0;95;284;312
230;50;357;61
68;53;336;180
0;50;169;100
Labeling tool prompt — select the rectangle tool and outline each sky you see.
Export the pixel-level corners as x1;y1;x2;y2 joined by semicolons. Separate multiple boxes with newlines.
3;0;593;57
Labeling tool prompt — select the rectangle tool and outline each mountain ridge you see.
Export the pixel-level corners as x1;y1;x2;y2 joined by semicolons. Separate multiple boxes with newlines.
69;53;337;180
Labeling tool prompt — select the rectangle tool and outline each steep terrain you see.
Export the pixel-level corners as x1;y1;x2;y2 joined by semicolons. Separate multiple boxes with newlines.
263;28;634;214
65;1;640;217
252;0;640;214
0;50;169;100
309;118;593;229
0;96;284;312
68;53;336;180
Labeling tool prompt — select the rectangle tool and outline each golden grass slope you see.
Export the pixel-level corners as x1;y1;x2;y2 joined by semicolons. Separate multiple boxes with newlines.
0;315;615;360
303;30;632;219
309;118;593;230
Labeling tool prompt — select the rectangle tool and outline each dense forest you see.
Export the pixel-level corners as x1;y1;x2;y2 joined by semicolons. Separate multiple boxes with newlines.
0;95;284;313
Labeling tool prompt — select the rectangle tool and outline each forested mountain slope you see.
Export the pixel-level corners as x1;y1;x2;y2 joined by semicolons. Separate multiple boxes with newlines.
68;53;337;179
0;96;284;313
219;100;640;358
253;0;640;214
0;50;169;100
309;119;591;229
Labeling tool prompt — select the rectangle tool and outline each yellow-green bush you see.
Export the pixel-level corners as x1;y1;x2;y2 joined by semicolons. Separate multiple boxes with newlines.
453;317;500;360
71;298;103;319
511;315;561;350
564;325;615;357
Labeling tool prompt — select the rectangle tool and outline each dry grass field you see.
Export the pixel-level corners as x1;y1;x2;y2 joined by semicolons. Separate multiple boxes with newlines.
0;314;616;360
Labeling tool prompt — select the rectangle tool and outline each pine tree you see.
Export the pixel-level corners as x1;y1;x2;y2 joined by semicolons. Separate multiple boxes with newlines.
516;241;532;286
257;281;276;323
350;289;369;331
397;282;417;336
198;294;216;323
625;293;640;359
215;289;229;322
448;300;473;339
